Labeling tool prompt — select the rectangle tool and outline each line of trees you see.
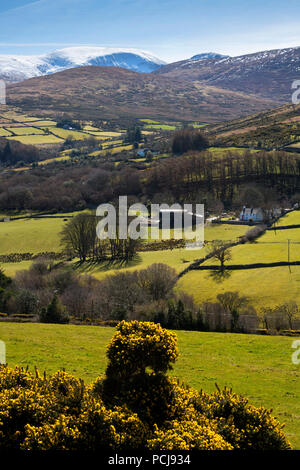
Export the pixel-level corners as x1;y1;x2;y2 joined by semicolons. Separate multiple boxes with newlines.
0;148;299;212
60;213;139;263
0;139;40;166
172;128;209;154
1;260;299;333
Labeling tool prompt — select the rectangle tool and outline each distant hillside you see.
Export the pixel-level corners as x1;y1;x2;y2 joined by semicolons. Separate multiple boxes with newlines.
205;102;300;149
7;66;277;123
156;47;300;102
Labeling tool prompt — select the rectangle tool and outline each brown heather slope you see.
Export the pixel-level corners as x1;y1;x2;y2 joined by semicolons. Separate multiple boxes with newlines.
205;102;300;136
6;66;277;123
202;102;300;150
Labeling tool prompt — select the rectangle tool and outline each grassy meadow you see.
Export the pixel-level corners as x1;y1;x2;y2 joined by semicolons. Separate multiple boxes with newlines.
178;211;300;308
0;211;300;308
0;322;299;448
0;217;67;254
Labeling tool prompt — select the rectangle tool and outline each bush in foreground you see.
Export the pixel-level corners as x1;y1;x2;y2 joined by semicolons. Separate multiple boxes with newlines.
0;321;291;450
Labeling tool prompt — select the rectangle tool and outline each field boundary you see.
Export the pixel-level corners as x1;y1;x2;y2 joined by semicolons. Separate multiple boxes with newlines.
190;261;300;271
268;224;300;231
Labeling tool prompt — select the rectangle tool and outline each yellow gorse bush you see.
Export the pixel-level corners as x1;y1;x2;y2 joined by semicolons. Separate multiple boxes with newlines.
106;320;178;377
0;321;292;450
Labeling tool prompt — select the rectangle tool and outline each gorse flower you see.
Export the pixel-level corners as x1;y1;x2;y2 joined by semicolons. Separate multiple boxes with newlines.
0;321;292;450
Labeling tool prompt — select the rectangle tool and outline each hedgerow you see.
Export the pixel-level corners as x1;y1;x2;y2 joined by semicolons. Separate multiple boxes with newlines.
0;321;292;450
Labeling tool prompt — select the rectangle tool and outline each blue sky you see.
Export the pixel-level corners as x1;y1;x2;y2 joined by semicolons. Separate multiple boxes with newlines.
0;0;300;62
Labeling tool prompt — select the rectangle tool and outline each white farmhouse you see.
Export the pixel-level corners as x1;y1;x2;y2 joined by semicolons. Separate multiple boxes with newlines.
240;207;264;223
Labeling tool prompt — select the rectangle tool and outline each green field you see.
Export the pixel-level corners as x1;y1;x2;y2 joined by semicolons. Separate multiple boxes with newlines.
1;213;299;308
0;211;299;309
7;134;63;145
140;119;160;124
0;112;35;121
207;147;259;158
277;211;300;226
192;123;208;128
0;217;67;254
0;211;300;310
83;125;100;132
179;265;300;309
178;213;300;308
0;322;299;448
88;131;122;138
49;127;93;140
145;124;178;130
31;120;58;127
0;128;12;137
7;126;46;136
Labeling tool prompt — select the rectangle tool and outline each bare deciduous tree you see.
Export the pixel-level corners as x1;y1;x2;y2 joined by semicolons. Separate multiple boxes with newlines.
209;240;232;270
217;291;248;314
60;214;97;262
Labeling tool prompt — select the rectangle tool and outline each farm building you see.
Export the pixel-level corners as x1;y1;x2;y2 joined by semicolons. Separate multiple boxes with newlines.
159;208;204;229
240;207;283;223
240;207;264;223
136;148;154;158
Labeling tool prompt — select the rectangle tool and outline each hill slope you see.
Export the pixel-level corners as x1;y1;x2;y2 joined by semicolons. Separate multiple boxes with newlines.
156;46;300;102
1;323;299;448
204;102;300;149
6;66;277;122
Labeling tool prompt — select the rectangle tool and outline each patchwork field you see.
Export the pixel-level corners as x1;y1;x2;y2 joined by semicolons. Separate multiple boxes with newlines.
0;322;299;448
0;110;125;150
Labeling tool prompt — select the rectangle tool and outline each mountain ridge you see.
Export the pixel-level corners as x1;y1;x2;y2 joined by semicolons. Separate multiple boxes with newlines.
155;46;300;102
6;65;277;122
0;46;166;82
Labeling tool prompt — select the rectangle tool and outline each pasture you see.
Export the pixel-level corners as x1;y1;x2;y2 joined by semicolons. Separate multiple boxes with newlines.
0;322;299;448
0;217;67;254
1;213;300;308
178;212;300;308
7;126;45;135
0;128;12;137
7;134;63;145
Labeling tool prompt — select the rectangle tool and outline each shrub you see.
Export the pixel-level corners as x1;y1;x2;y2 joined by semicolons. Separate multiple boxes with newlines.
39;295;69;324
105;320;178;377
147;418;233;450
137;264;177;301
14;289;39;316
194;387;291;451
0;322;292;451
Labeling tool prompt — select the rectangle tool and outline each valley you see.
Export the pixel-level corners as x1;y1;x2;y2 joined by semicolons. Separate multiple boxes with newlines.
0;36;300;452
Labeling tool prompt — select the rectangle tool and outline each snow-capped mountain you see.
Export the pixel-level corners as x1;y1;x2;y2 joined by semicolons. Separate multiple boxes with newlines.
0;46;166;82
156;46;300;102
190;52;229;61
